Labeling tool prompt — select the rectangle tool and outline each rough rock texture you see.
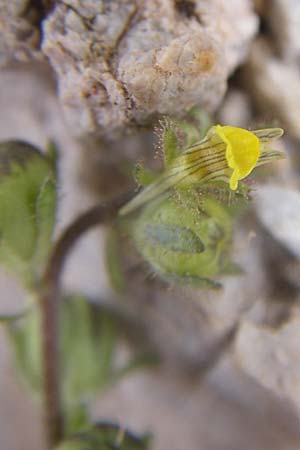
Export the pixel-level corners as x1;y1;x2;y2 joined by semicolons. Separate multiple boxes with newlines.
0;1;46;65
42;0;258;137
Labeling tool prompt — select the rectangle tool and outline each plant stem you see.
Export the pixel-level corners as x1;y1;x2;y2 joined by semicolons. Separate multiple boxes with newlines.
40;277;63;448
40;191;134;449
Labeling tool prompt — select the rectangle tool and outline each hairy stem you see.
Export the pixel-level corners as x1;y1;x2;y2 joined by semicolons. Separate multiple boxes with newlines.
40;191;133;448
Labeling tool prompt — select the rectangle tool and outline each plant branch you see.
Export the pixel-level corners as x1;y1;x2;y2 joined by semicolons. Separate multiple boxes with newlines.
40;190;134;449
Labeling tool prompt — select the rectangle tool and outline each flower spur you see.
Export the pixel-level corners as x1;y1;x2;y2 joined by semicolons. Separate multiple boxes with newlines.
120;125;284;216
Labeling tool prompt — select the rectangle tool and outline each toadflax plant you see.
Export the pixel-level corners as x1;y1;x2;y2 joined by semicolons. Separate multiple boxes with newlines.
0;112;284;450
117;118;284;287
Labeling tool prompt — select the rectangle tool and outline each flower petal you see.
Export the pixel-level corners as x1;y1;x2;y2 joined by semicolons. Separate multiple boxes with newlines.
252;128;284;142
215;125;260;190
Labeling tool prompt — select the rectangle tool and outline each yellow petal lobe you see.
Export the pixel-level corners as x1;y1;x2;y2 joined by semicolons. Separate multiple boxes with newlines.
215;125;260;190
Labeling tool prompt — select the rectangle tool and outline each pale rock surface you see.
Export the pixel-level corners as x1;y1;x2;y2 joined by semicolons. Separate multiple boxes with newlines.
235;317;300;420
42;0;258;137
244;40;300;139
255;185;300;259
217;89;253;128
0;272;39;449
95;366;300;450
264;0;300;61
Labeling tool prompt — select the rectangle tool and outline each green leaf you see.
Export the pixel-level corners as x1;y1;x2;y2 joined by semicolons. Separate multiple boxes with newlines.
54;422;151;450
7;295;154;429
0;140;56;286
61;297;119;408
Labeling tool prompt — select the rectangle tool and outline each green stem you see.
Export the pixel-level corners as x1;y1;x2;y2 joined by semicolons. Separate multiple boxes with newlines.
40;191;133;449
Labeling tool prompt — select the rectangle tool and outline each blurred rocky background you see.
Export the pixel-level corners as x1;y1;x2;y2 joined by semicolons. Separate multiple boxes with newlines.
1;1;300;449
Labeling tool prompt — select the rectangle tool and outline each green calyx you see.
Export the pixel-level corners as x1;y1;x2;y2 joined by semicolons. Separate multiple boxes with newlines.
131;190;234;288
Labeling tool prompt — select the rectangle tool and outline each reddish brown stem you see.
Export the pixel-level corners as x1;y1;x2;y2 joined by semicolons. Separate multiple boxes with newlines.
40;191;133;448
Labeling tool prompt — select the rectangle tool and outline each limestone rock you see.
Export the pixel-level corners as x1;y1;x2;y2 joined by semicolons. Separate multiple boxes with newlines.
42;0;258;137
235;317;300;419
0;1;45;65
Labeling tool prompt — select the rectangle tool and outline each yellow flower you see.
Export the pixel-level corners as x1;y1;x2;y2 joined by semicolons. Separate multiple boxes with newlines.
120;125;284;215
215;125;260;190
